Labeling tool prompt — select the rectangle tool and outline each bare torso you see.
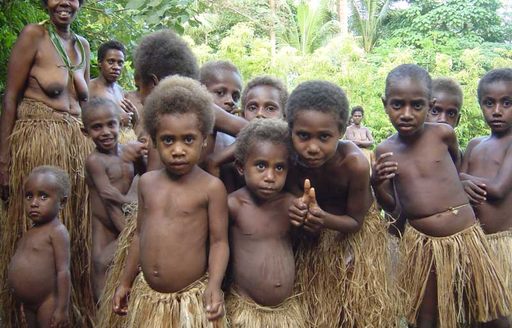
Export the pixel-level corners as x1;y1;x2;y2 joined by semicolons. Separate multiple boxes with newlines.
7;221;64;309
23;24;89;116
464;135;512;233
345;125;371;143
138;167;213;293
229;188;295;306
89;78;124;104
378;124;474;236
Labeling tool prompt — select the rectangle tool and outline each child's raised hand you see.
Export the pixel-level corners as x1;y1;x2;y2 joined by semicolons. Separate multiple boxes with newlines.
113;285;131;316
373;152;398;184
304;187;325;235
121;141;148;162
462;180;487;204
120;98;139;126
203;285;225;321
289;179;311;227
49;308;69;328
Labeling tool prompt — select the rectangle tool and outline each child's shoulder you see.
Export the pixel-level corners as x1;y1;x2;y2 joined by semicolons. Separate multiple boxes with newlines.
196;167;226;193
425;122;455;140
337;140;370;171
85;150;107;171
49;220;70;243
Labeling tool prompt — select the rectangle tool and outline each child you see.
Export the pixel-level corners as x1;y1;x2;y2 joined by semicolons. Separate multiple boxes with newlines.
241;76;288;121
8;166;71;328
226;119;306;327
427;77;463;129
344;106;374;168
460;68;512;306
82;97;144;302
373;64;510;327
286;81;396;327
89;40;139;143
113;76;229;327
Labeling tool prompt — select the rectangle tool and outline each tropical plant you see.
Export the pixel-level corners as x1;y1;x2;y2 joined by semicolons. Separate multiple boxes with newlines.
350;0;391;52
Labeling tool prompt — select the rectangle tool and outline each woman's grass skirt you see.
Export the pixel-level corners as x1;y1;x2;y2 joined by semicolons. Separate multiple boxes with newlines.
0;99;95;326
127;274;228;328
96;204;138;328
226;289;306;328
399;223;511;327
294;204;400;327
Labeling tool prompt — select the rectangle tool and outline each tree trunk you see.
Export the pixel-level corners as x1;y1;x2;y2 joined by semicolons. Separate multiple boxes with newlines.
338;0;348;37
269;0;276;65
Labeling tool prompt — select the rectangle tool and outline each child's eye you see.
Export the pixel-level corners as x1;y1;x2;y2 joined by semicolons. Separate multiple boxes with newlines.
447;110;457;118
484;99;494;107
25;193;33;200
319;134;331;142
266;106;276;112
430;108;439;115
503;99;512;108
233;93;241;103
107;59;115;65
256;162;266;170
215;90;225;97
184;136;194;144
297;132;309;140
108;121;118;128
40;193;48;200
246;105;257;112
276;164;286;172
413;102;424;110
161;136;173;145
391;101;402;109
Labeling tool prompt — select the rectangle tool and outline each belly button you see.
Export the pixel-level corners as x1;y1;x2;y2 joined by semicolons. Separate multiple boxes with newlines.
153;270;159;277
275;282;281;287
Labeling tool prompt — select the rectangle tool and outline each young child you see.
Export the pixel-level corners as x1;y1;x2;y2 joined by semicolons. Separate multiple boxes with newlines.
344;106;374;168
8;166;71;328
226;119;306;327
427;77;463;129
82;97;144;302
241;76;288;121
286;81;396;327
460;68;512;307
89;40;139;143
113;76;229;327
373;64;510;327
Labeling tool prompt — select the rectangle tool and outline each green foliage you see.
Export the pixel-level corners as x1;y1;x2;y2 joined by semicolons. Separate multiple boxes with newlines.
350;0;390;52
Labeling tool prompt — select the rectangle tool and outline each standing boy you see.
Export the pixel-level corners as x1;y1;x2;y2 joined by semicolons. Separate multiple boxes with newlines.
373;64;510;327
8;166;71;328
227;119;306;327
82;97;144;302
460;68;512;305
113;76;229;327
286;81;396;327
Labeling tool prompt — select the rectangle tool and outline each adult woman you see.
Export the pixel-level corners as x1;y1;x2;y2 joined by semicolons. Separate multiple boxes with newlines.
0;0;94;325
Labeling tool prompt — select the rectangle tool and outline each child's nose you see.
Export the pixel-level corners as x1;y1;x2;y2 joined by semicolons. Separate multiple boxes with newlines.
264;170;275;181
307;142;320;154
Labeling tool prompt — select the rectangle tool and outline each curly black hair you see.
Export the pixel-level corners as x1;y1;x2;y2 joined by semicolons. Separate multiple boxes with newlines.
384;64;432;100
286;80;349;132
97;40;125;63
42;0;84;6
477;68;512;103
28;166;71;198
199;60;241;86
81;97;120;128
143;76;214;144
234;118;290;164
134;30;199;85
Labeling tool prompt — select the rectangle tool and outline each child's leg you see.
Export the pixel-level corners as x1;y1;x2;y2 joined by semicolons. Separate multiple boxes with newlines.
36;295;56;328
92;239;117;301
416;269;438;328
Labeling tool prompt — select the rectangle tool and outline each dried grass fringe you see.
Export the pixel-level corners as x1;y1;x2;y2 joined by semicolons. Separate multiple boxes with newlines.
486;230;512;293
96;204;138;328
127;274;227;328
0;99;95;327
226;289;306;328
118;127;138;145
400;223;512;327
294;204;401;328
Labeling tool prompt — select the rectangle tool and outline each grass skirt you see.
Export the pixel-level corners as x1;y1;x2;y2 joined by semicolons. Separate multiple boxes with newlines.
294;204;400;327
96;203;138;328
0;98;95;326
127;274;227;328
118;127;138;144
226;289;306;328
486;230;512;293
400;223;511;327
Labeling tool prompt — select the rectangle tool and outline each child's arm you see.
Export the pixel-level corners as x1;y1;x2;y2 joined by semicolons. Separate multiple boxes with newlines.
459;138;487;204
213;103;247;136
305;156;371;234
371;148;397;212
50;225;71;327
113;180;144;316
204;143;236;178
461;143;512;201
204;178;229;321
85;157;131;205
442;124;462;170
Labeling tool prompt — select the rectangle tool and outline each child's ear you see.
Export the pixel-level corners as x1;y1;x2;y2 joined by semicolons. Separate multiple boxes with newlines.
59;196;68;209
234;160;244;176
150;74;159;88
